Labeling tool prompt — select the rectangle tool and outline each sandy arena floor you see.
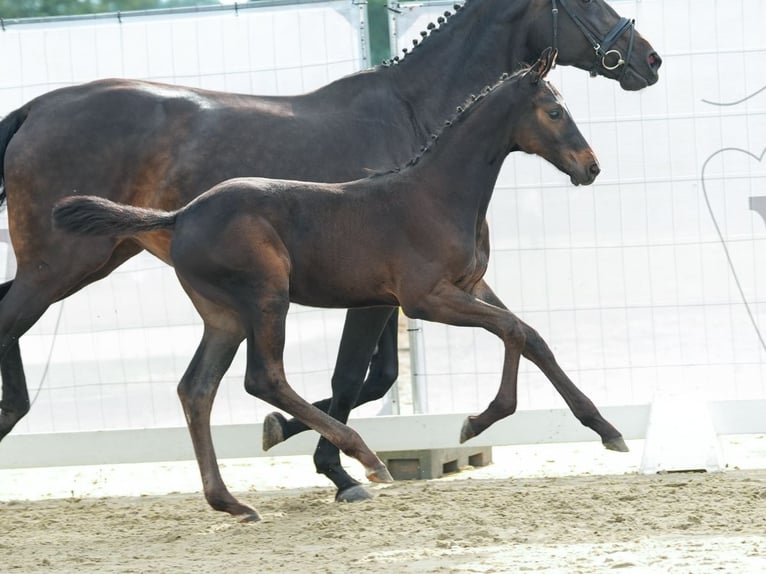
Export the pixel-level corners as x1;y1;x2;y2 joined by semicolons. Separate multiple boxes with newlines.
2;437;765;573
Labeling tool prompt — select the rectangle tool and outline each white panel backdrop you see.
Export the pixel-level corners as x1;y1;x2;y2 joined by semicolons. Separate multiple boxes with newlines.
392;0;766;413
0;1;372;434
2;0;765;439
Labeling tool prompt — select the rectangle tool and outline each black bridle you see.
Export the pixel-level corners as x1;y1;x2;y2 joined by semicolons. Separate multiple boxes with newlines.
551;0;636;79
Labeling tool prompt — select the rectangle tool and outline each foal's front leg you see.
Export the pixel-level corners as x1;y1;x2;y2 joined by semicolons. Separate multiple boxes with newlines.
470;280;627;451
244;299;393;485
262;307;400;452
403;280;527;439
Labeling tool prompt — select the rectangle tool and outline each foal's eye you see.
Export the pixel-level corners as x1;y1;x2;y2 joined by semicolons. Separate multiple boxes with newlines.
547;109;562;120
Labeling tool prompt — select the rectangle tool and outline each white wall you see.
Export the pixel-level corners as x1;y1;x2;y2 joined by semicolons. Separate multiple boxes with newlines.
3;0;765;439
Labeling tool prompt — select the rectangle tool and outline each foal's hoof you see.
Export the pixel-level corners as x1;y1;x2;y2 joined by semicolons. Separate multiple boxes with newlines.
603;435;629;453
366;464;394;484
262;412;287;451
336;484;374;503
236;509;262;523
459;417;477;444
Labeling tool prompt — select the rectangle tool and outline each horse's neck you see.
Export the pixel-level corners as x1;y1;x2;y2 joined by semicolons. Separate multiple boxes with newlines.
410;85;520;224
389;0;532;135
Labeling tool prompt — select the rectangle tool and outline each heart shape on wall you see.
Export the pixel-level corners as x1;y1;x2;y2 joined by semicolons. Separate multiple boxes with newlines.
700;144;766;352
700;83;766;355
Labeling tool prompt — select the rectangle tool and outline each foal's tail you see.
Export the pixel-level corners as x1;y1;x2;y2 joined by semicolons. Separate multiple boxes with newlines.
0;105;31;206
52;195;178;238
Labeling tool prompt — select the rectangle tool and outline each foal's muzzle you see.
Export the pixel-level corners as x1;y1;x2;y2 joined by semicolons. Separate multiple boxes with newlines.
570;157;600;186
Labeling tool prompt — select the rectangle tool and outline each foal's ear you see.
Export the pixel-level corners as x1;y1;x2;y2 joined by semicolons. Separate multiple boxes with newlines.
529;47;558;84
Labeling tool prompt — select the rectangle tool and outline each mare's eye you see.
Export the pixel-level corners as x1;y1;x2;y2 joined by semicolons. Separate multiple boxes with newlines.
548;109;562;120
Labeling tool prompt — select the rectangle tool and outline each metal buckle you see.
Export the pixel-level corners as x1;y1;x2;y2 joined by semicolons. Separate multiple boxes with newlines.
601;49;625;70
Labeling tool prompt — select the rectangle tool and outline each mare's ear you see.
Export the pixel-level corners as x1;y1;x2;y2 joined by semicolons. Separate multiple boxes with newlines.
529;47;559;84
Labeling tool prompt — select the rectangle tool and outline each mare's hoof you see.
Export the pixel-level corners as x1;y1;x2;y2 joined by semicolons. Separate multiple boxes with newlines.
366;464;394;484
262;412;287;451
336;484;374;503
237;510;262;523
603;435;629;453
459;417;476;444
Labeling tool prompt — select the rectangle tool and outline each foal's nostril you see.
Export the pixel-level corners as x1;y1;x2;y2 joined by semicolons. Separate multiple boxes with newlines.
589;162;601;177
648;52;662;71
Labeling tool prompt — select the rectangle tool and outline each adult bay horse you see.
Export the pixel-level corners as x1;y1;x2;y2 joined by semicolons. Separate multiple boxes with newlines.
0;0;661;510
53;50;600;521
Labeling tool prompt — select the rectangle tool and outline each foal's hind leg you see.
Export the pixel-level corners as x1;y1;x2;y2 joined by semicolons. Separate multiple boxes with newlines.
462;280;626;451
177;325;256;520
171;282;256;519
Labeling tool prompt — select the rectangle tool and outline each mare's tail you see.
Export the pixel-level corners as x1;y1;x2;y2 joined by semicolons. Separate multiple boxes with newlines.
52;195;178;238
0;105;31;206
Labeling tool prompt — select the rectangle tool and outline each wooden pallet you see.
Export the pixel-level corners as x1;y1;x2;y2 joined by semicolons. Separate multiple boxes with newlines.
377;446;493;480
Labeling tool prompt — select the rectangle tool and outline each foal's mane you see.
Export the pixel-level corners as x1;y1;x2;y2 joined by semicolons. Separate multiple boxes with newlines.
370;65;532;177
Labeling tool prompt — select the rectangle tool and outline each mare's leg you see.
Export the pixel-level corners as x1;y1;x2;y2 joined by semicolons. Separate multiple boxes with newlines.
0;336;30;440
0;282;85;438
467;280;626;451
402;280;526;440
312;306;396;502
0;241;142;441
363;308;401;403
263;307;399;450
0;280;28;438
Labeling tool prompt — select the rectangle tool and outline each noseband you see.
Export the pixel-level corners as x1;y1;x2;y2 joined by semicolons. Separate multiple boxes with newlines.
551;0;635;79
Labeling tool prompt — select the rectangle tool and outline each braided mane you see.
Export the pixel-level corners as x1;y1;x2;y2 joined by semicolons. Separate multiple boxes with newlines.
380;1;471;67
371;65;533;177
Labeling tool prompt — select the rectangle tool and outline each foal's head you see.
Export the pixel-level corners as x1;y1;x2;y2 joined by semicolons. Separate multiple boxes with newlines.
510;48;600;186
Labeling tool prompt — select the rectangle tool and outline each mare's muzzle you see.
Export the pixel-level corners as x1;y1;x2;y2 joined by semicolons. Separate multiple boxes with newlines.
551;0;635;81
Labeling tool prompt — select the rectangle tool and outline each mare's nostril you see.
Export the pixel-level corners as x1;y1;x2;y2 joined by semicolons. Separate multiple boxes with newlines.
648;52;662;71
589;162;601;177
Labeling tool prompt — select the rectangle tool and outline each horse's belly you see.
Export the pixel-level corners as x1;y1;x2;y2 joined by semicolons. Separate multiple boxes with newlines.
288;272;397;309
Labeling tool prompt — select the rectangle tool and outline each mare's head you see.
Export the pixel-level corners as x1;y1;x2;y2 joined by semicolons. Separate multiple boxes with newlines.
509;49;599;186
508;0;661;90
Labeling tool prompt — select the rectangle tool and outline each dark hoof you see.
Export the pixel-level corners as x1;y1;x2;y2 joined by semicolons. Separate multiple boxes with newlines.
335;484;374;503
262;412;287;451
366;464;394;484
460;417;476;444
603;435;629;452
236;510;262;523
